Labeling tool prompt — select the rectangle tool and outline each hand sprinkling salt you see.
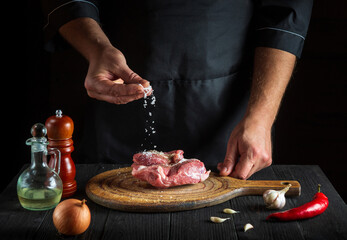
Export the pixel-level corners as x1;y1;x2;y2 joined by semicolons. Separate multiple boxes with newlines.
138;84;153;99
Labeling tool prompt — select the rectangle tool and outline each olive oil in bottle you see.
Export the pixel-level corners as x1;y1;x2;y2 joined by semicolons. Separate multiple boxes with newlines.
17;123;63;211
17;188;62;211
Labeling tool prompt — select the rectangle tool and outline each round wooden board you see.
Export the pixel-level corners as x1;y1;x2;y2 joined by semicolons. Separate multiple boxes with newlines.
85;167;300;212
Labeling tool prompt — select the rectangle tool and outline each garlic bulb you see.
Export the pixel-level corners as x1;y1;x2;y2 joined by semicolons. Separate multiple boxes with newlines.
263;184;292;209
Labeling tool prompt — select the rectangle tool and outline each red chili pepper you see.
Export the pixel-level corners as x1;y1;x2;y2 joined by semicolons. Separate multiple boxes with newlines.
266;184;328;221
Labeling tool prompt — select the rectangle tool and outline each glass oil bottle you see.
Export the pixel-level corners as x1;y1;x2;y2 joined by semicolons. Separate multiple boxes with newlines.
17;123;63;210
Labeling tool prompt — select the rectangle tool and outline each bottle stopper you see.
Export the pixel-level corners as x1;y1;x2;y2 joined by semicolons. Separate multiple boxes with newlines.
30;123;47;138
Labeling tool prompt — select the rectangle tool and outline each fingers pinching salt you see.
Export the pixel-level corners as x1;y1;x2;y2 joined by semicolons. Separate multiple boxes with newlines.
138;84;153;98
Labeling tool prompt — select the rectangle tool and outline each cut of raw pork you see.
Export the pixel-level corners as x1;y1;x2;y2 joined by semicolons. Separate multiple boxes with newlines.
133;150;184;166
131;150;210;188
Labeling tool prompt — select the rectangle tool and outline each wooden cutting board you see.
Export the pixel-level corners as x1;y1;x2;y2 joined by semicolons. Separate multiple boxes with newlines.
85;167;300;212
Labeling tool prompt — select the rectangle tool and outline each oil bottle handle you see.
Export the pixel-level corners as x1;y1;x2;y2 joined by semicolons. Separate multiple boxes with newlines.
47;148;61;174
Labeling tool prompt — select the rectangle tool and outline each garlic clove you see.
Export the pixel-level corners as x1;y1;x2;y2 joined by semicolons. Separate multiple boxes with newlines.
268;194;286;209
263;191;280;208
210;216;230;223
223;208;240;214
244;223;254;232
263;190;278;201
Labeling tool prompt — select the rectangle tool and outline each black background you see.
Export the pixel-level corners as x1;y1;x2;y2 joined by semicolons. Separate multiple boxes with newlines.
5;0;346;202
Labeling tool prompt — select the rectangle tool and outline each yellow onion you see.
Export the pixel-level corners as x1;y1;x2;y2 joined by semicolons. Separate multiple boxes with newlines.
53;198;91;235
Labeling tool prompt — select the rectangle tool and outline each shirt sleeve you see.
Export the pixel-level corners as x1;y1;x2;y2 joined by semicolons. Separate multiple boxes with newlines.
41;0;100;52
254;0;313;58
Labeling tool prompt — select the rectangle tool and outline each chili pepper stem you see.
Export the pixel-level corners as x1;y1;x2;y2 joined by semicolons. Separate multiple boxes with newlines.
318;184;321;193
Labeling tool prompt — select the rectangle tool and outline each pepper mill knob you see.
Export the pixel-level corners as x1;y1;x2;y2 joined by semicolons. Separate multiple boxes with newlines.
45;110;76;198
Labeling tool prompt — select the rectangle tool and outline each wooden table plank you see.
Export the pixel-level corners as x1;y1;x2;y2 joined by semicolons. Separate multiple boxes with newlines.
229;166;305;240
169;201;237;240
1;164;346;240
283;165;347;240
101;211;170;240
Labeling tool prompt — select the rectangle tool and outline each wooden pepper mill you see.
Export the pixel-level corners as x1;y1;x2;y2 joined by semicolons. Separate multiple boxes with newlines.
45;110;77;198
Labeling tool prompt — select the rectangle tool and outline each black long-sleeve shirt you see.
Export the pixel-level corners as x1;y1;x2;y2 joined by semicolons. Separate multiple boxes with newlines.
41;0;313;58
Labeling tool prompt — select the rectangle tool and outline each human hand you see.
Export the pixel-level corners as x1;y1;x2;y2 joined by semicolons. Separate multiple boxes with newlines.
85;46;152;104
217;118;272;179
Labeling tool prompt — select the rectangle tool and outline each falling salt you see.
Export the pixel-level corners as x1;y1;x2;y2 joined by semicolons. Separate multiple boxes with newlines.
151;96;156;105
140;85;158;150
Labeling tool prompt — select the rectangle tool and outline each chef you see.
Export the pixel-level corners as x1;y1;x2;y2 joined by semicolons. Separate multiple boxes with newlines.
41;0;313;179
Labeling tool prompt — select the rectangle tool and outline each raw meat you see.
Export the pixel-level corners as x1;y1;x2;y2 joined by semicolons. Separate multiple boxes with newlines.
133;150;184;166
131;150;210;188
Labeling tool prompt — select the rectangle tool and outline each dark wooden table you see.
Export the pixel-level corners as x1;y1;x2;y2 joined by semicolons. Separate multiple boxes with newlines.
1;164;346;240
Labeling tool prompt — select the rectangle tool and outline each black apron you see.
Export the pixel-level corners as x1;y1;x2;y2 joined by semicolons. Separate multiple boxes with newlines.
78;0;254;165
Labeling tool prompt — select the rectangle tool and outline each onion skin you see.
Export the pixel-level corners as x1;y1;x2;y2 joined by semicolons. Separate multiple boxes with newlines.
53;199;91;235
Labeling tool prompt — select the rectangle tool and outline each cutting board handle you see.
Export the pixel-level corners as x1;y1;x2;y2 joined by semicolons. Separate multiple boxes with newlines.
232;179;301;197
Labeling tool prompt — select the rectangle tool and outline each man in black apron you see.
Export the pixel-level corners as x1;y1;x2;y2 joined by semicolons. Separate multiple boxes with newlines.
41;0;313;179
